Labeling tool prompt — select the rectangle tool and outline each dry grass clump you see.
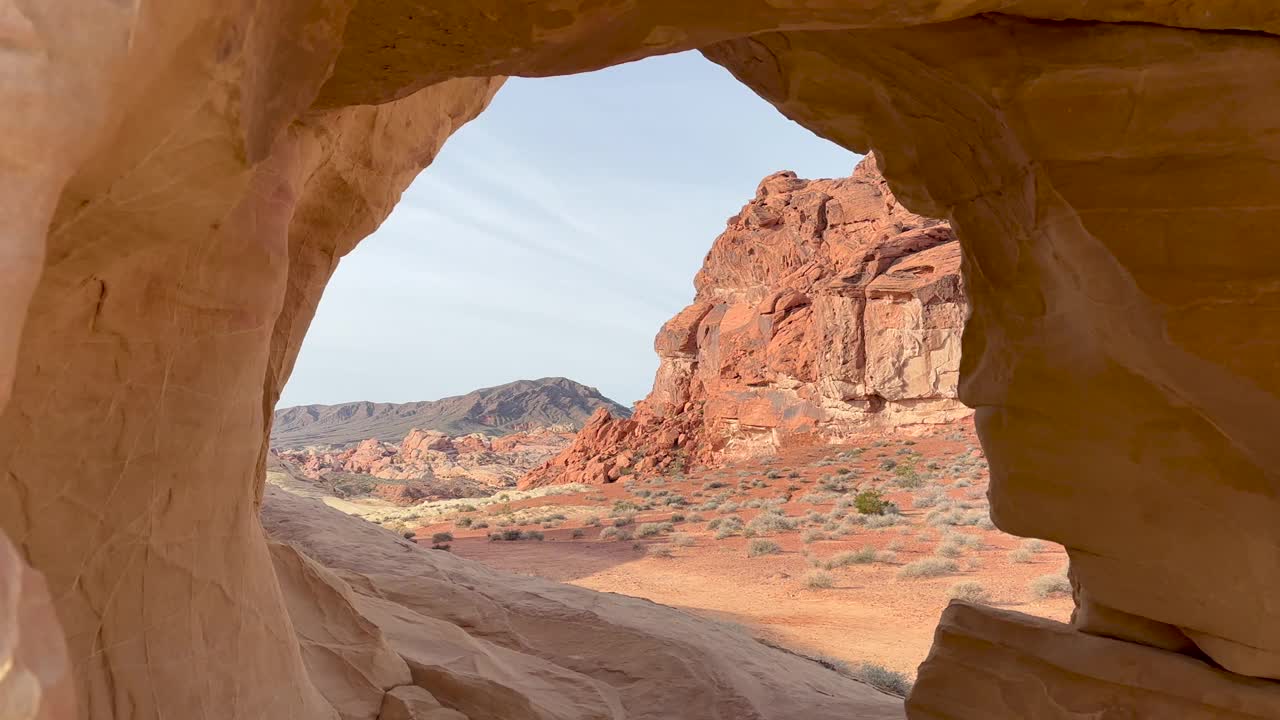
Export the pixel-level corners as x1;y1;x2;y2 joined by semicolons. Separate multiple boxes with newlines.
897;557;959;579
948;581;990;603
804;570;835;589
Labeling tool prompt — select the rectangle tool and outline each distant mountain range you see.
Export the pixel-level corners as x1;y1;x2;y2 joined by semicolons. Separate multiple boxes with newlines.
271;377;630;448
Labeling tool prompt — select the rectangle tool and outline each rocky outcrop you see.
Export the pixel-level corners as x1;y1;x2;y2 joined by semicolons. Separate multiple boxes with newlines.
522;156;967;487
273;377;629;447
907;603;1280;719
278;426;574;501
261;487;903;720
5;3;1280;719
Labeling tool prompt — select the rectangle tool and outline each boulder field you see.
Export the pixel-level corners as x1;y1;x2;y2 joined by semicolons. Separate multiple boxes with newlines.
522;155;969;488
3;2;1280;719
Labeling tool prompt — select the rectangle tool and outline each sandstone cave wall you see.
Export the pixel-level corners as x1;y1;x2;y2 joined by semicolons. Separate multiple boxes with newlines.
4;3;1280;719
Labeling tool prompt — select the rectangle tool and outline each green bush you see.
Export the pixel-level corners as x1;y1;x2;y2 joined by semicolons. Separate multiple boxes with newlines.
571;528;585;539
431;531;454;544
853;489;888;515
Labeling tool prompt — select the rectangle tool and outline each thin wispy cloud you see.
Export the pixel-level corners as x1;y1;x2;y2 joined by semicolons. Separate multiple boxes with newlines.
281;52;859;408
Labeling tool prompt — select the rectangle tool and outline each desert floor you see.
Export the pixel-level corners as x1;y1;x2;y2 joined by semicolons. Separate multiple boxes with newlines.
412;420;1073;677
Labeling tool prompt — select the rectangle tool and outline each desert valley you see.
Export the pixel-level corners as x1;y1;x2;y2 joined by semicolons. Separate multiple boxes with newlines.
267;157;1072;696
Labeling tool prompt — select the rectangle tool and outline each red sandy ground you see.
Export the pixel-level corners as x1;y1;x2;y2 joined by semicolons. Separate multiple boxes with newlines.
414;420;1073;676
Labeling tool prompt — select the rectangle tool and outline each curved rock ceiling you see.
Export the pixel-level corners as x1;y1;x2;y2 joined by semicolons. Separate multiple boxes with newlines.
2;2;1279;718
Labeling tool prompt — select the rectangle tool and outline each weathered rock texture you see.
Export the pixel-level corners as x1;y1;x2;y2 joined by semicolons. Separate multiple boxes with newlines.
273;377;627;447
4;3;1280;719
262;486;903;720
278;426;574;502
523;156;967;487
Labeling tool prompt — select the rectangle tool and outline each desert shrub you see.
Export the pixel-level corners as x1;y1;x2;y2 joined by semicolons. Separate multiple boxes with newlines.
431;531;454;544
851;663;913;697
745;499;762;509
747;511;797;534
1021;538;1046;553
499;529;523;541
1008;545;1039;563
455;516;474;528
853;489;887;515
636;522;674;538
706;518;723;530
864;514;902;529
948;581;990;603
799;491;837;504
789;470;802;478
892;464;924;489
886;539;905;552
702;480;727;490
765;469;782;479
687;513;705;522
525;530;544;541
1030;574;1072;599
804;571;835;589
947;532;984;549
670;512;686;523
599;527;632;541
719;502;741;514
953;478;972;488
816;547;883;569
648;545;675;558
801;529;826;544
472;521;489;530
698;500;721;511
935;541;963;558
747;539;782;557
583;515;601;526
879;459;897;471
633;489;651;498
671;533;695;547
571;529;585;539
612;515;635;527
912;488;947;509
898;557;959;579
714;516;745;539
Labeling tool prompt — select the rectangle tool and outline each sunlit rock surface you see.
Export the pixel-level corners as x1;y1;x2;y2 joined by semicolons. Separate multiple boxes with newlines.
523;155;967;487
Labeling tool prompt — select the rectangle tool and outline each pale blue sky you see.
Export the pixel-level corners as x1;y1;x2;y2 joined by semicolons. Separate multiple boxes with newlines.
279;51;860;408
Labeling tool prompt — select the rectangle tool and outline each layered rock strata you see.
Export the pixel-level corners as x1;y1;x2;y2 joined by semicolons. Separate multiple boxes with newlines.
523;156;968;487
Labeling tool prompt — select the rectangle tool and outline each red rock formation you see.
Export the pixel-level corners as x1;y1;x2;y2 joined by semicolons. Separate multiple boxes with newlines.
278;425;575;496
522;155;968;487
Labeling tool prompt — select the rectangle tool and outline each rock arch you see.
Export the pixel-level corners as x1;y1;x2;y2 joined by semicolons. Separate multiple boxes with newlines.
3;3;1280;718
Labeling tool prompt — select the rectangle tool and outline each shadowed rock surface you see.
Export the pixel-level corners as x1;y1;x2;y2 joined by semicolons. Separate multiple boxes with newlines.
4;2;1280;719
523;156;968;487
273;378;629;447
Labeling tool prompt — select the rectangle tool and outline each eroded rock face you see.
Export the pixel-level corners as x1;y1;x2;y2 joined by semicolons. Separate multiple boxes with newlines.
523;156;967;487
278;426;574;501
4;2;1280;719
